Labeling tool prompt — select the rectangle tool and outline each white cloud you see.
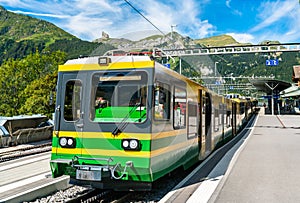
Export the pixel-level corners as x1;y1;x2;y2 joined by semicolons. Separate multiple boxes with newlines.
10;10;70;19
64;14;113;40
76;0;119;13
0;0;216;41
248;0;300;43
226;33;255;44
225;0;231;8
6;0;299;44
185;20;215;39
117;0;215;40
251;0;298;32
225;0;242;16
0;0;24;6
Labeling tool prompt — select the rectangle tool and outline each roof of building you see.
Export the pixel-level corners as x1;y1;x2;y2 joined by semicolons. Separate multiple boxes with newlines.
280;84;300;98
249;79;291;95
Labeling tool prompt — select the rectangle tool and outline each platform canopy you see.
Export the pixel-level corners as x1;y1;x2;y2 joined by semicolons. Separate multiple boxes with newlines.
249;79;291;95
280;85;300;98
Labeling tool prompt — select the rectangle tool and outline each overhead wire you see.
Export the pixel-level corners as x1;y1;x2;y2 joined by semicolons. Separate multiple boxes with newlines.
123;0;166;36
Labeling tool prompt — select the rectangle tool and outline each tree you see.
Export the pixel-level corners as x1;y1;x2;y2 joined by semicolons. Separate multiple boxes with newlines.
0;50;66;116
19;72;57;118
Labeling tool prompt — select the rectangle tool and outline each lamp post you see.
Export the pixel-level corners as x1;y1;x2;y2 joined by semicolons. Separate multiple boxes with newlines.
214;61;219;77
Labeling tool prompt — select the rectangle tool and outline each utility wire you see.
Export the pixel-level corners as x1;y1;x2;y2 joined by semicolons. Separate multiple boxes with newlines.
124;0;166;36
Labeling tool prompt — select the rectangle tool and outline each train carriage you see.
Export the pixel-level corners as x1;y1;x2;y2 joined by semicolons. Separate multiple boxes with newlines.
50;54;255;191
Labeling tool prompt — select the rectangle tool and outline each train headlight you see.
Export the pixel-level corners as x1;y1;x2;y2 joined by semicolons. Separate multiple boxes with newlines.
59;137;76;148
122;140;129;148
59;137;67;147
130;140;138;149
67;138;74;146
121;139;141;151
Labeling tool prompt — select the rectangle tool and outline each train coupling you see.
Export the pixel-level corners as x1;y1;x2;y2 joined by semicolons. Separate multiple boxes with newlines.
71;156;133;181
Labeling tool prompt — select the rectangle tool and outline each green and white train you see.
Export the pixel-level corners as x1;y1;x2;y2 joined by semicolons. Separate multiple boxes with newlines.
50;54;256;191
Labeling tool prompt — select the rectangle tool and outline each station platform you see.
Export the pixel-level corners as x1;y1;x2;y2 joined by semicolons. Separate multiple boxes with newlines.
209;114;300;202
160;114;300;203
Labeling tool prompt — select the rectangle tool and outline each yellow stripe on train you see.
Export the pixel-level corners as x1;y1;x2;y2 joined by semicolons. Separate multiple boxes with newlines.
52;147;151;158
55;130;187;140
52;138;197;158
58;61;155;72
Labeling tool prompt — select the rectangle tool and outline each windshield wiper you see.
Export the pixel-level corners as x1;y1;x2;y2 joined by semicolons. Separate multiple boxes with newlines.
112;103;141;136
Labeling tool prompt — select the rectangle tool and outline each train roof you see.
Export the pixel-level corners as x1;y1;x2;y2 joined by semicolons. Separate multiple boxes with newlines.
64;55;153;65
59;55;155;72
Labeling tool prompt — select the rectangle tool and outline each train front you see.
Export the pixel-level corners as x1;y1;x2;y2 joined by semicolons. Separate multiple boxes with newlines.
50;55;154;191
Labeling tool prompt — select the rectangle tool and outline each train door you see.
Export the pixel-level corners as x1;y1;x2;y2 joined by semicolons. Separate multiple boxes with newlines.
55;73;87;156
245;101;249;120
220;103;225;140
204;92;212;155
198;90;203;153
232;102;237;136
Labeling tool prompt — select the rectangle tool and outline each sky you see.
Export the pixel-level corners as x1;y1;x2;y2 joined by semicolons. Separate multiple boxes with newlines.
0;0;300;44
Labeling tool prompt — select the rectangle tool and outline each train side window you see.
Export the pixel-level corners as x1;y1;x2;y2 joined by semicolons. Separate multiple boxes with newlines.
64;80;82;121
154;82;170;120
173;87;186;129
214;108;219;132
188;101;197;138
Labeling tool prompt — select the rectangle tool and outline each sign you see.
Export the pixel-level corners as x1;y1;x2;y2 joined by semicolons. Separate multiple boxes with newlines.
164;63;170;68
293;65;300;79
215;80;221;85
266;59;279;66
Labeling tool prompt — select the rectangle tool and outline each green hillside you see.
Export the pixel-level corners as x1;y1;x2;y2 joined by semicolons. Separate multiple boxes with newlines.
0;6;74;41
194;35;241;47
0;6;115;63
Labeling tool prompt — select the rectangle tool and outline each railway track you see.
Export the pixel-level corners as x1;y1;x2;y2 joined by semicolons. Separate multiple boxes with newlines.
0;141;52;163
28;186;132;203
66;189;131;203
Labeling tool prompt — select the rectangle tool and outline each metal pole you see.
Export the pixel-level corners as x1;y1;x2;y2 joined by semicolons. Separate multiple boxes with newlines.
271;90;274;115
265;82;279;115
214;62;219;76
179;57;182;75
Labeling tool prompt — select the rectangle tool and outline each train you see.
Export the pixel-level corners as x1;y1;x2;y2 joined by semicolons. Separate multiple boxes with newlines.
50;53;258;191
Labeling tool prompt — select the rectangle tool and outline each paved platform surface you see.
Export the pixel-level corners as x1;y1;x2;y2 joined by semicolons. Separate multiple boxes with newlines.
160;112;257;203
209;115;300;202
0;152;70;202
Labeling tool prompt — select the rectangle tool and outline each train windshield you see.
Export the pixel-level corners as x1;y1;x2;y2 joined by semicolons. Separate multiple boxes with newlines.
90;71;148;123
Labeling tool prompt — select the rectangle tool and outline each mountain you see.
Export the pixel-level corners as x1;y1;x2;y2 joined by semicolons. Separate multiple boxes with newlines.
0;6;249;63
94;30;258;50
1;5;299;84
0;6;114;63
94;32;242;50
95;32;190;50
